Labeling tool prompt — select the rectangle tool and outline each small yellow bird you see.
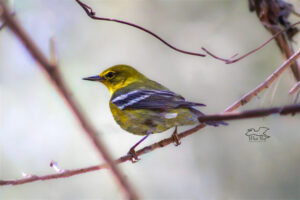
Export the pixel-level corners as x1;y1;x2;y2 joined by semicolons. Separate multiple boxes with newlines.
83;65;227;160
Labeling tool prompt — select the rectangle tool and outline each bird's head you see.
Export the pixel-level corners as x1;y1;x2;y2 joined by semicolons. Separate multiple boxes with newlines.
83;64;146;94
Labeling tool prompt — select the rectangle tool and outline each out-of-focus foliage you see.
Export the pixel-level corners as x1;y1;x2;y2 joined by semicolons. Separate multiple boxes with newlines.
0;0;299;199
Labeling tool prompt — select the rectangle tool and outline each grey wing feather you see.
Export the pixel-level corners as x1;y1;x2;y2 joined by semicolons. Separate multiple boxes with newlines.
111;89;206;110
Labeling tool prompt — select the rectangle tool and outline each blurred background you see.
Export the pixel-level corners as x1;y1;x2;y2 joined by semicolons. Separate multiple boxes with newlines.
1;0;300;199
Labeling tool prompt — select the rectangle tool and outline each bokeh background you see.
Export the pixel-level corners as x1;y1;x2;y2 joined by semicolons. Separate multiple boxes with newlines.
1;0;300;199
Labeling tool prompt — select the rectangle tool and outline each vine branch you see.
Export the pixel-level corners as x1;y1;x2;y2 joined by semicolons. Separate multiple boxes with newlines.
76;0;299;65
75;0;206;57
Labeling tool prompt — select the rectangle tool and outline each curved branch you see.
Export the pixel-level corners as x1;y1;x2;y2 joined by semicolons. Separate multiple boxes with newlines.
75;0;205;57
198;104;300;122
202;21;300;64
75;0;300;66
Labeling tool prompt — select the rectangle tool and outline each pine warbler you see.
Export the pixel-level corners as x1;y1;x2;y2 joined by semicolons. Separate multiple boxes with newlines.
83;65;227;160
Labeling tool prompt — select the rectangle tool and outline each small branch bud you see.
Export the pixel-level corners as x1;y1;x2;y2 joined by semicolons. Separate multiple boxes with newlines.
50;161;65;173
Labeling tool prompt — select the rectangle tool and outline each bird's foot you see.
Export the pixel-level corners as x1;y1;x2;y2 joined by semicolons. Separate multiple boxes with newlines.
127;131;151;163
128;148;140;163
172;126;181;146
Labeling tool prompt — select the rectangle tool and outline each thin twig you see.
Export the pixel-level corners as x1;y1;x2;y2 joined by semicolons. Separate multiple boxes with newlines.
202;21;300;64
75;0;299;66
75;0;205;57
1;102;300;186
225;48;300;112
0;2;138;200
289;82;300;94
0;164;110;185
0;123;206;186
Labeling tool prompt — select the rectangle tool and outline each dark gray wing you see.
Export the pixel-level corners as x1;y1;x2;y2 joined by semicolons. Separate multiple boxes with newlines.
111;89;205;110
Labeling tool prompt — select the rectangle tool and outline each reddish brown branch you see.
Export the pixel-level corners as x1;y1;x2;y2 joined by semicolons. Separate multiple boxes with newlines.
75;0;205;57
0;164;110;186
0;123;206;186
199;104;300;122
202;21;300;64
0;2;138;200
75;0;300;66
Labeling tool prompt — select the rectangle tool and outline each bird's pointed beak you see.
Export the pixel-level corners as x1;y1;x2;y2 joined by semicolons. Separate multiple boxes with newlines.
82;75;103;81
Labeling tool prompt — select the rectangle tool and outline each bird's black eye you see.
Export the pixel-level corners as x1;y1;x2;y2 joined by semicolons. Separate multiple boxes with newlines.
105;71;115;79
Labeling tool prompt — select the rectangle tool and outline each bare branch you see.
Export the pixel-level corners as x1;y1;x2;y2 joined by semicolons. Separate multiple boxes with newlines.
0;123;206;186
1;102;300;186
0;164;109;185
0;2;138;199
75;0;299;67
225;48;300;112
202;21;300;64
198;104;300;122
1;0;299;189
75;0;206;57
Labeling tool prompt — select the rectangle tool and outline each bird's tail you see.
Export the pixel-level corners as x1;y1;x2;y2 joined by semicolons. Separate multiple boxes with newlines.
190;107;228;127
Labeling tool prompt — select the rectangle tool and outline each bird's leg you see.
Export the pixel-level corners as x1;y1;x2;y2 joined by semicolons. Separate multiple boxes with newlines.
128;131;151;163
172;126;181;146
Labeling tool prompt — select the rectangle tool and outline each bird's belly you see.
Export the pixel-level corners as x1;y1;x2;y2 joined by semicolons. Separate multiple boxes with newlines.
110;103;198;135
